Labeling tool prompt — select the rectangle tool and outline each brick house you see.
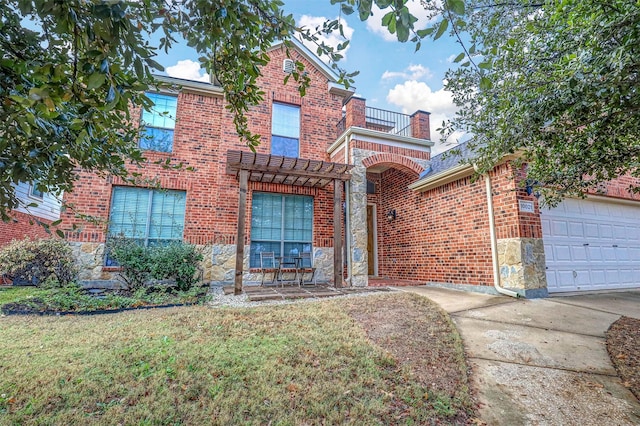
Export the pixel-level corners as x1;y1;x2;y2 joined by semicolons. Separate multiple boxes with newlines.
59;39;639;297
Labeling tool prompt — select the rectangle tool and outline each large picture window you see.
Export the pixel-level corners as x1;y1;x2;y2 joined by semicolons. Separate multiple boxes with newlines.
250;193;313;268
140;92;177;152
106;187;186;265
271;102;300;157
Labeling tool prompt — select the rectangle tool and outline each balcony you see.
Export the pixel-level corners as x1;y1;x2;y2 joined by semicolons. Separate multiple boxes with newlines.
336;98;430;141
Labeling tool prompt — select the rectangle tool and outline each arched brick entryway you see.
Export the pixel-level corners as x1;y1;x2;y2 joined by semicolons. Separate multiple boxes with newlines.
362;153;425;177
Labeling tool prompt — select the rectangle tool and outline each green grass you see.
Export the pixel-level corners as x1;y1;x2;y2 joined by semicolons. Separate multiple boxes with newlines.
0;294;472;425
0;286;45;306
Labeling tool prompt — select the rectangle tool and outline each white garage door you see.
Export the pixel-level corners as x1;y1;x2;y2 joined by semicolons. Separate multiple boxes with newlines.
541;197;640;293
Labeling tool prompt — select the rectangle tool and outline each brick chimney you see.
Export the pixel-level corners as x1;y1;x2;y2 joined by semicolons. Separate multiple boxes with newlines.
344;96;366;129
410;110;431;140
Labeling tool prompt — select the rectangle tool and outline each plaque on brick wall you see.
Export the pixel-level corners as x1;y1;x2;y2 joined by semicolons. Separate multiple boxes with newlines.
519;200;535;213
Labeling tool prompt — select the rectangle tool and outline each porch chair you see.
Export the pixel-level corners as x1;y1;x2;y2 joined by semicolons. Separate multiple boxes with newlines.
259;252;279;286
298;252;316;286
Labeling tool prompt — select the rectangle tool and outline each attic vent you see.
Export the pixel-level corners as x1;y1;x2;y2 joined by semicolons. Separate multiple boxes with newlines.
283;59;295;74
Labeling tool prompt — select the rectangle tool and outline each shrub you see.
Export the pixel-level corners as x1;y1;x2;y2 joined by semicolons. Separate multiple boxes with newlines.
0;238;77;287
107;237;203;291
107;236;151;291
150;243;203;291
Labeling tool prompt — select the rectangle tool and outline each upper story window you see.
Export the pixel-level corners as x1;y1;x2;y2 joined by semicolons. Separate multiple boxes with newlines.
140;93;177;153
271;102;300;157
29;182;44;199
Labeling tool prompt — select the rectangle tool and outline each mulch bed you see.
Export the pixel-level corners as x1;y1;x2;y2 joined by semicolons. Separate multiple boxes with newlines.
606;316;640;402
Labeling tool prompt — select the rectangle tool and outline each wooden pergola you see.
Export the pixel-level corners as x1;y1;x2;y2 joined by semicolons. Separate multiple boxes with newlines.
225;150;353;295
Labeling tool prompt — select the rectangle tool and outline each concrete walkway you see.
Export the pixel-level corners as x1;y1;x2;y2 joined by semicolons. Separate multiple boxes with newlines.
401;286;640;426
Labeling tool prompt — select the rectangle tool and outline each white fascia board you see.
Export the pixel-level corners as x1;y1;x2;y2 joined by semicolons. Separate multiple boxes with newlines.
408;163;474;192
328;126;433;156
328;81;355;98
153;75;224;97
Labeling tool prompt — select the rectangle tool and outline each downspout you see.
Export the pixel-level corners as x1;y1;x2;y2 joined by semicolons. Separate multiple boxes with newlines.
479;166;520;298
344;133;353;286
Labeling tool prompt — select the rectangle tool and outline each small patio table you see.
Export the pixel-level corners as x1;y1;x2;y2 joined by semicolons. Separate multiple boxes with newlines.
275;256;301;286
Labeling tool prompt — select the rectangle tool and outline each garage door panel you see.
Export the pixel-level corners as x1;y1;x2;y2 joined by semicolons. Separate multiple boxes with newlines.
584;223;599;238
587;246;603;261
601;246;617;261
552;221;569;237
599;224;613;239
619;270;636;284
554;245;572;261
571;246;588;261
568;221;584;237
589;270;606;285
555;270;579;290
613;225;628;239
542;197;640;293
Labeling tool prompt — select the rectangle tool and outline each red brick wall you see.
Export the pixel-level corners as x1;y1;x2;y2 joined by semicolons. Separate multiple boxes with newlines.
62;45;347;256
371;163;534;286
587;174;640;201
0;211;52;246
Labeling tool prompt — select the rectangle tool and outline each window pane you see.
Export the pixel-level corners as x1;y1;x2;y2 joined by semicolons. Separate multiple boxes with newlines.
283;242;310;258
271;103;299;138
142;93;177;129
250;192;313;268
109;187;150;239
250;241;281;269
251;193;282;241
149;190;186;240
271;135;299;157
107;187;186;266
271;103;299;157
284;196;313;241
140;127;174;152
140;93;177;153
30;182;44;198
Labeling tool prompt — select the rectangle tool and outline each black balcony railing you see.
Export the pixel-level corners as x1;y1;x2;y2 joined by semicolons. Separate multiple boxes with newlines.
365;106;411;136
335;107;412;138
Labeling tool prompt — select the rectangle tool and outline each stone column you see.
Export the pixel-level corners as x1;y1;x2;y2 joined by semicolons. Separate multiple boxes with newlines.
347;149;370;287
497;237;548;298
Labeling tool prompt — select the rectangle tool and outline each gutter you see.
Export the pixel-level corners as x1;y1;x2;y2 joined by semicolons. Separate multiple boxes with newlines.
408;163;473;192
480;167;520;298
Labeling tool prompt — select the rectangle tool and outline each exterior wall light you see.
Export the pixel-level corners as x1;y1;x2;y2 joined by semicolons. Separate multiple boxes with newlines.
387;209;396;222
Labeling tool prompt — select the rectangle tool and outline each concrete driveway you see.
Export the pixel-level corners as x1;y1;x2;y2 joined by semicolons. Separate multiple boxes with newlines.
401;287;640;425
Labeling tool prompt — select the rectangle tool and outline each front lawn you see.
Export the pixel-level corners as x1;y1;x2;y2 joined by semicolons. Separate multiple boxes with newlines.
0;293;476;424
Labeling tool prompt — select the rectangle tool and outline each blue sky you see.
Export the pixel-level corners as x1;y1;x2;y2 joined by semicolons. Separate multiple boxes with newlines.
156;0;460;154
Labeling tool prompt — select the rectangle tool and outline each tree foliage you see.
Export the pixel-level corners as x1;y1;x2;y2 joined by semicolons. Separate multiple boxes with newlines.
0;0;357;221
442;0;640;204
5;0;636;220
340;0;640;204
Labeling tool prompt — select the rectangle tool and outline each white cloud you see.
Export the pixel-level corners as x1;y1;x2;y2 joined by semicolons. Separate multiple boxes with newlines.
386;80;462;154
297;15;354;61
366;0;434;42
165;60;210;82
381;64;432;81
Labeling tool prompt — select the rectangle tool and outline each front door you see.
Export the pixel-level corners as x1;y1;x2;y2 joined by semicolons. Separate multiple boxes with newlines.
366;205;377;276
